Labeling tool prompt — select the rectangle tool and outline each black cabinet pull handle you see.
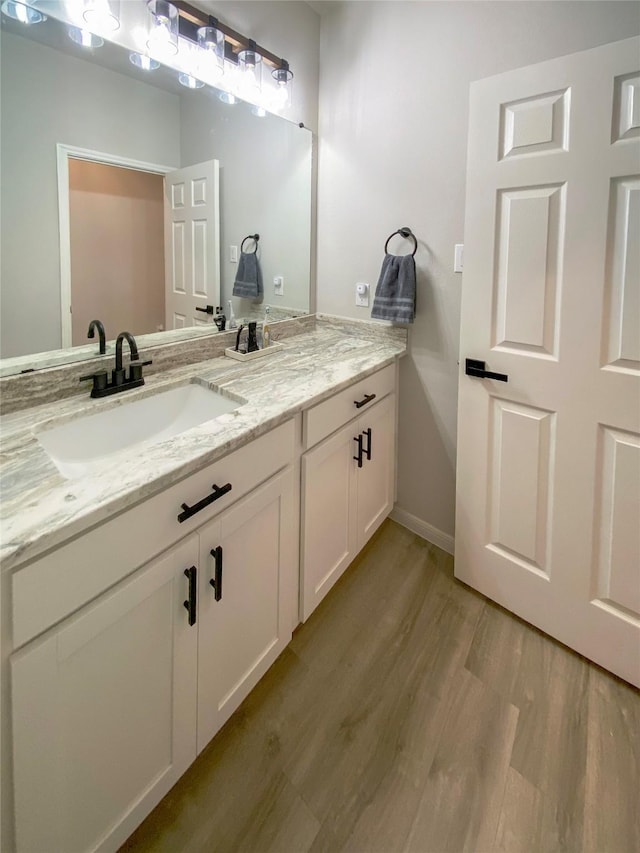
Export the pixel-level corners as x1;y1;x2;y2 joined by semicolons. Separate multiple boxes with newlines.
177;483;232;523
465;358;508;382
354;393;376;409
362;427;372;461
183;566;197;626
209;546;223;601
353;435;364;468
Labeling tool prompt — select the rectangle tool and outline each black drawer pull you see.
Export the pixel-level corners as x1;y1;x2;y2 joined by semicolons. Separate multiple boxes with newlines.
362;427;372;461
353;435;364;468
177;483;232;523
210;546;223;601
183;566;197;626
354;393;376;409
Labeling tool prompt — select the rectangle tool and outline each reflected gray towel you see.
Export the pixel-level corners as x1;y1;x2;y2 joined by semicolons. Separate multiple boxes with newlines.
233;252;263;299
371;253;416;323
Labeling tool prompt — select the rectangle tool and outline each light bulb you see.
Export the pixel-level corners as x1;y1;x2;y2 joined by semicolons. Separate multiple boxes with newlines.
1;0;47;24
129;52;160;71
83;0;119;33
68;26;104;48
178;73;205;90
251;105;267;117
146;0;178;58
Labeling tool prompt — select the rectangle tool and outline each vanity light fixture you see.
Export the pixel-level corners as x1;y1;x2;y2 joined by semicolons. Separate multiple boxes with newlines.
146;0;178;58
178;72;204;89
0;0;47;24
129;52;160;71
197;23;224;82
83;0;120;33
272;59;293;108
68;26;104;48
237;38;262;99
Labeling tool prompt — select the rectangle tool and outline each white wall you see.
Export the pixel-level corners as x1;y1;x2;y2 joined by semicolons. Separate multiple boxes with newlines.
0;32;180;357
316;0;640;542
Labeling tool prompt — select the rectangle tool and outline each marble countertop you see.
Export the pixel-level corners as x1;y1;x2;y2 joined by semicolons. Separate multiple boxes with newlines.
0;318;406;571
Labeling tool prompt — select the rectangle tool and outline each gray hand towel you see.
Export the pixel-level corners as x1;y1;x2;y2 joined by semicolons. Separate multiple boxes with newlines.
371;253;416;324
233;251;263;300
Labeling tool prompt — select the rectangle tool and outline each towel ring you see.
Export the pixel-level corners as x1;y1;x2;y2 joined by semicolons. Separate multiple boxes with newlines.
384;227;417;257
241;233;260;254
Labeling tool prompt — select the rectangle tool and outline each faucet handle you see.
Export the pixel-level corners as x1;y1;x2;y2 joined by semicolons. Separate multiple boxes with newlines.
128;359;153;382
79;370;108;396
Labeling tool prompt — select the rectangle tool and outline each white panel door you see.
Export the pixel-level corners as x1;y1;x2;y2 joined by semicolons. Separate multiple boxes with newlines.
196;469;295;753
456;37;640;687
11;536;199;853
164;160;220;330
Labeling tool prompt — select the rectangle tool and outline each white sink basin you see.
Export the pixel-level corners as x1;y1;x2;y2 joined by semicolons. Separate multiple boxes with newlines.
36;383;242;480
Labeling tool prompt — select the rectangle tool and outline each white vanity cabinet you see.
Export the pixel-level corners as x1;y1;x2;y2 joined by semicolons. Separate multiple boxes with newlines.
301;365;397;620
8;422;297;853
11;536;200;853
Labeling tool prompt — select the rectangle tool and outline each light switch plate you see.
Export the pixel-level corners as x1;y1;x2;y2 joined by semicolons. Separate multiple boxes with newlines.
230;245;238;263
454;243;464;273
356;282;370;307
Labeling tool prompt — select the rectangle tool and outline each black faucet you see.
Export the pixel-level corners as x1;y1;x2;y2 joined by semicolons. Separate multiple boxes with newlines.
80;331;152;398
87;319;106;355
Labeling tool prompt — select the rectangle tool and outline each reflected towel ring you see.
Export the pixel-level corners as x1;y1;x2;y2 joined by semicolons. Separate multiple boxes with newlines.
384;227;417;257
241;233;260;254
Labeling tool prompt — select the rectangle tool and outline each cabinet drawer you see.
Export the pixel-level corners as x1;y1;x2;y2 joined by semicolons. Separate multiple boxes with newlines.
12;419;295;649
303;363;395;449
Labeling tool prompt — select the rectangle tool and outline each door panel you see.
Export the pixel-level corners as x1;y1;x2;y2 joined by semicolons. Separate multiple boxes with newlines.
456;36;640;687
164;160;220;330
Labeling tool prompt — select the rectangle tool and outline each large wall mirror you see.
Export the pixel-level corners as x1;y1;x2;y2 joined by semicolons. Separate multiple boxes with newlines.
0;10;312;376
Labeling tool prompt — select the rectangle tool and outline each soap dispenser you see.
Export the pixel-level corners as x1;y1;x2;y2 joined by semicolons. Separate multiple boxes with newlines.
262;305;271;348
227;300;237;330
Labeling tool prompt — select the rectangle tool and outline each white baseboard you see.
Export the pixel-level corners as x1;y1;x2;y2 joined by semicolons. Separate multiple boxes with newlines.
390;506;455;556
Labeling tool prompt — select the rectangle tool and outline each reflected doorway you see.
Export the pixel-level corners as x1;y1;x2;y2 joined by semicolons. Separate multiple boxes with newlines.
68;159;166;346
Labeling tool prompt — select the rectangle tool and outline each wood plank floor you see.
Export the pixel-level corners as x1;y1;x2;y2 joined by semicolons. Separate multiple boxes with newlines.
121;520;640;853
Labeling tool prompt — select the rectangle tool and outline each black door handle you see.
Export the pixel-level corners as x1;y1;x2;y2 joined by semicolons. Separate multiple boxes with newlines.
183;566;197;626
195;305;215;315
209;546;223;601
465;358;508;382
362;428;372;461
353;435;363;468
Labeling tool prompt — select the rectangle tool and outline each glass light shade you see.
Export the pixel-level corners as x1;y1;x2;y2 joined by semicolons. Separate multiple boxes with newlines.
218;91;236;105
197;25;224;81
129;52;160;71
83;0;119;33
251;105;267;118
271;62;293;108
178;73;204;90
1;1;47;24
68;26;104;48
146;0;178;58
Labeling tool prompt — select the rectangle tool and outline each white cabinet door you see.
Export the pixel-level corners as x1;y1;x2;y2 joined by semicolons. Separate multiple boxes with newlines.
301;394;396;620
196;468;295;752
456;36;640;687
301;420;358;620
355;393;396;550
11;536;199;853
